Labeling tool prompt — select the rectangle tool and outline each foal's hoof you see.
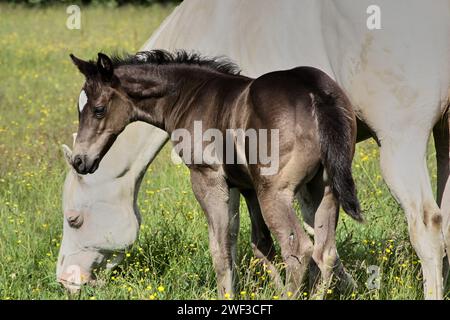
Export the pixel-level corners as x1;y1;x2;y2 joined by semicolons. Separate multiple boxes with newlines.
336;271;357;293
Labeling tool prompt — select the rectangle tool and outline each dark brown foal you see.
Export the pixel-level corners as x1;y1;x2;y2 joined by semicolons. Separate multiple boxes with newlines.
69;50;362;298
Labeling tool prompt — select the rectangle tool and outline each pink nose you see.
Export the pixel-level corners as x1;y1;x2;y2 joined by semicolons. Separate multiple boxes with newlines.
65;210;84;228
57;266;91;294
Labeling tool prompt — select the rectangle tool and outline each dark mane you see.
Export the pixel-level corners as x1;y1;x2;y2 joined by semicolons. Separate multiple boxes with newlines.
110;50;241;76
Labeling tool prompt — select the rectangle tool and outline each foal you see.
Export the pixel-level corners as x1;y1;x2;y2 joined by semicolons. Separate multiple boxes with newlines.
69;50;362;297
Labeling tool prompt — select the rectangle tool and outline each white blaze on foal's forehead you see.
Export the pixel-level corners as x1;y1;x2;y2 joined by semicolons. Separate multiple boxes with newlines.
78;90;88;112
135;52;147;62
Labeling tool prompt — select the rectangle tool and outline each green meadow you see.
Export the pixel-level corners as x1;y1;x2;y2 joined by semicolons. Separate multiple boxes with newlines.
0;4;446;299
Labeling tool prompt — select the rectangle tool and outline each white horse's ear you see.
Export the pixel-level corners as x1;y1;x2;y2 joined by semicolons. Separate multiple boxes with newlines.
72;133;77;147
61;144;73;166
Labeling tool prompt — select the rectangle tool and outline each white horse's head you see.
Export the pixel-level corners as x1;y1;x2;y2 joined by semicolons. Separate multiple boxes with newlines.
57;123;168;293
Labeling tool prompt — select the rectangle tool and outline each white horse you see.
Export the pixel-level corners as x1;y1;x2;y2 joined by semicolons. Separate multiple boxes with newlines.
57;0;450;299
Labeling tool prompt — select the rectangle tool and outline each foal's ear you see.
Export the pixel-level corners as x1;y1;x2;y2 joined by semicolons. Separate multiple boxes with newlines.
70;54;97;78
97;53;114;82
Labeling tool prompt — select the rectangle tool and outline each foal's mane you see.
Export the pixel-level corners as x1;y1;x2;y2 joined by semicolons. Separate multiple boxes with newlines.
110;50;241;76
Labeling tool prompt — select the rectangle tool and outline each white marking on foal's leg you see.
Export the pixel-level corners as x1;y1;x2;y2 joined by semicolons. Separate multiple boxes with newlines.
303;222;315;237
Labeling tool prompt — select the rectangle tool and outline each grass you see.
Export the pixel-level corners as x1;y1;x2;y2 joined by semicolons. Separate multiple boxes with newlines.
0;4;447;300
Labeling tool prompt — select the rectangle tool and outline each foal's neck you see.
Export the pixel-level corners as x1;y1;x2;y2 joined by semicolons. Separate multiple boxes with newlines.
125;64;239;133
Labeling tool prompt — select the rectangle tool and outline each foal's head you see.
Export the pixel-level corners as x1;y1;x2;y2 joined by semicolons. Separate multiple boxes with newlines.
69;50;240;174
69;53;137;174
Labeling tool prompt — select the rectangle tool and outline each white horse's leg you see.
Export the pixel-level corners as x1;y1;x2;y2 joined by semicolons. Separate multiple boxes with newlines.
432;115;450;286
440;178;450;286
379;133;445;299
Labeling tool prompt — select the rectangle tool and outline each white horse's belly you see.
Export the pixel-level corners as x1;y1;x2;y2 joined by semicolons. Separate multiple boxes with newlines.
321;0;450;138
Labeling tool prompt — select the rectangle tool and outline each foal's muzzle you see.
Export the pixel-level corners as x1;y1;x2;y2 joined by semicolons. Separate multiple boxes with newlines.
72;154;100;175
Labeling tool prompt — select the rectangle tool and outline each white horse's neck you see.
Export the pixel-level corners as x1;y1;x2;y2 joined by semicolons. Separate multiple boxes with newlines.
78;122;168;186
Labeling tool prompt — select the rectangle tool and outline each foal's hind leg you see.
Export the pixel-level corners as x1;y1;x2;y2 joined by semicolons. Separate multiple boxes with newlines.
297;173;356;293
258;189;314;296
190;169;240;298
310;185;339;299
242;190;283;289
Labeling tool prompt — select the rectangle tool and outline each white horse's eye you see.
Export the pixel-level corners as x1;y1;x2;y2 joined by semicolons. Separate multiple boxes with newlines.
78;90;88;112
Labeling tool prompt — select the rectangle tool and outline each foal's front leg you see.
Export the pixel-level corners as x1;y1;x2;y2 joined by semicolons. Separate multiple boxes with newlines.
190;169;240;298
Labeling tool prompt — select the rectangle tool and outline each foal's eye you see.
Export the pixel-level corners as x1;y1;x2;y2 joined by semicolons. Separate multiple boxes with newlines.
93;106;106;118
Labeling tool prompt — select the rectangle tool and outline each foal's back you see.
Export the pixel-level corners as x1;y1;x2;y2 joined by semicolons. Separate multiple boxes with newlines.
247;66;352;132
241;66;360;220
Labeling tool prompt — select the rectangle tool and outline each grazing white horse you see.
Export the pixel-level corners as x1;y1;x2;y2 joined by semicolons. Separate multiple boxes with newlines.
58;0;450;299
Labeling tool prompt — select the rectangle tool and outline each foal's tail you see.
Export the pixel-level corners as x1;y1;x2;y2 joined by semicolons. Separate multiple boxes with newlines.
311;86;363;222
